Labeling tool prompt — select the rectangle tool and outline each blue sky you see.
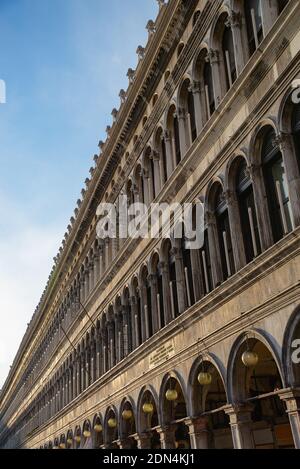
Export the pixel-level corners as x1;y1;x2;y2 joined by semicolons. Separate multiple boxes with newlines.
0;0;157;387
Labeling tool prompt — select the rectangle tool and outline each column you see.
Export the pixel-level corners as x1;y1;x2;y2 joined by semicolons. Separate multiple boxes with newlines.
84;267;90;299
107;321;115;368
134;433;152;449
190;247;203;302
94;251;100;286
99;244;104;278
164;130;175;178
261;0;278;37
157;425;176;449
148;273;160;334
185;417;209;449
117;439;132;449
177;107;188;157
249;164;274;251
190;80;204;135
96;331;102;378
224;190;247;271
81;350;86;391
206;211;223;287
208;49;223;107
159;262;172;324
130;295;138;349
224;404;255;449
171;246;187;314
89;260;94;293
152;150;162;196
227;11;247;76
279;389;300;449
122;306;131;357
276;132;300;227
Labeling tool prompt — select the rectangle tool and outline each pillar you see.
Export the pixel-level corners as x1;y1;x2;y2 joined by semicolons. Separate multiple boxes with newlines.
224;404;255;449
159;261;172;324
206;211;223;287
225;190;247;271
177;107;188;158
279;389;300;449
172;246;187;314
157;425;176;449
148;273;160;334
190;80;204;135
185;417;209;449
164;130;175;178
134;433;152;449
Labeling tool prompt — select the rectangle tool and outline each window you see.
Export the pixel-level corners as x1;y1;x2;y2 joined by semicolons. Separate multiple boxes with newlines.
262;128;293;242
222;25;237;90
161;136;168;183
236;160;261;262
245;0;263;56
188;89;197;142
174;113;181;165
204;61;215;119
292;103;300;171
214;187;235;280
199;230;213;294
168;246;179;318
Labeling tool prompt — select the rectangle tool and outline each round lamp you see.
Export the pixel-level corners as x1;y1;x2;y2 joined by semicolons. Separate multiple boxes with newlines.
165;389;178;401
198;372;212;386
242;351;259;367
108;418;117;428
142;403;154;414
83;430;91;438
122;410;133;421
94;424;103;433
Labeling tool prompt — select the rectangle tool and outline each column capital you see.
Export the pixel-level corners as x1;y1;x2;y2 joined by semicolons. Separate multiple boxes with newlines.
224;403;254;423
206;49;219;65
225;10;242;29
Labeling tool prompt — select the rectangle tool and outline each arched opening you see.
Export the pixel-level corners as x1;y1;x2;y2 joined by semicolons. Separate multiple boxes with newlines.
139;390;160;449
178;78;197;147
66;430;74;449
233;157;261;262
105;408;118;449
164;70;170;83
120;401;137;449
74;426;82;449
152;93;159;106
230;336;294;448
131;276;142;347
164;239;179;319
133;164;145;205
143;146;156;203
161;376;190;449
107;305;116;369
190;360;233;449
151;252;165;329
82;420;92;449
203;58;215;119
261;127;293;242
292;102;300;171
198;216;213;295
222;17;237;90
180;226;195;307
140;265;153;340
166;104;181;166
122;287;133;356
282;309;300;389
244;0;263;56
154;127;168;184
59;434;66;450
92;415;104;449
212;183;235;281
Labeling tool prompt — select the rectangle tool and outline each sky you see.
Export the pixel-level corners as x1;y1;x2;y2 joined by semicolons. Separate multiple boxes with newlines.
0;0;157;389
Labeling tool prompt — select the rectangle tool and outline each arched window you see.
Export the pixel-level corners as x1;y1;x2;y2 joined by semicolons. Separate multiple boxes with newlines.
214;186;235;280
262;128;293;242
245;0;263;56
141;266;153;339
132;277;142;347
181;235;195;306
222;24;237;90
236;159;261;262
188;88;197;142
199;228;213;294
174;113;181;165
152;255;165;329
204;60;215;119
167;243;179;318
292;102;300;170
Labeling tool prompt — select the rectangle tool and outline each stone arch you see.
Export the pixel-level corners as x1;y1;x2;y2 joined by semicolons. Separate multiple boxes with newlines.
104;406;119;449
282;306;300;387
119;397;137;448
81;419;92;449
92;413;104;448
136;386;161;448
159;371;191;449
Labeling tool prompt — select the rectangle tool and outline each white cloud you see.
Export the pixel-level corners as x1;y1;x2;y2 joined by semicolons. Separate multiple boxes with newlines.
0;196;62;388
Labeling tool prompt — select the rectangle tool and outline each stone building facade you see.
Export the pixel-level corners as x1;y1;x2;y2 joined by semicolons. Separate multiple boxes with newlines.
1;0;300;450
